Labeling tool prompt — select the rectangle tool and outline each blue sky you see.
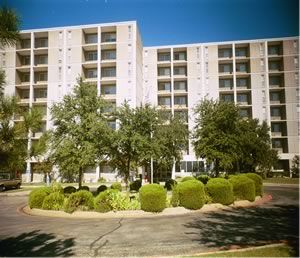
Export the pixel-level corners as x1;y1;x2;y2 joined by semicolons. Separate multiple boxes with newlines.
6;0;299;46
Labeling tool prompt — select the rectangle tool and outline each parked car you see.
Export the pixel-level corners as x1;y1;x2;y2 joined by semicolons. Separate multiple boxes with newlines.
0;172;22;191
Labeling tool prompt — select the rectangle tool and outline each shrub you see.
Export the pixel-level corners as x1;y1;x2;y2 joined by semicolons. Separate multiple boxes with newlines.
97;185;108;194
29;187;52;209
78;186;90;192
94;189;117;212
197;175;210;185
139;184;166;212
64;190;94;213
98;177;106;183
129;180;142;192
206;178;234;205
111;182;122;192
181;176;195;182
164;179;177;191
42;192;65;210
244;173;263;196
63;186;77;195
171;184;179;207
229;175;256;202
177;180;206;210
51;182;64;194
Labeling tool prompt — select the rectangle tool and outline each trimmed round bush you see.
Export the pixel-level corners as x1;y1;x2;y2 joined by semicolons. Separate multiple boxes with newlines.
206;178;234;205
63;186;77;195
229;175;256;202
244;173;263;196
51;182;63;194
130;180;142;192
64;190;94;213
181;176;195;182
197;175;210;185
97;185;108;194
29;187;52;209
177;180;206;210
78;185;90;192
164;179;177;191
111;182;122;191
139;184;166;212
42;192;65;210
94;189;118;213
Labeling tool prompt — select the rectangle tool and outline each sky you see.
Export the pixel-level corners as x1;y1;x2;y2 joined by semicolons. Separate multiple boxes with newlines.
5;0;300;46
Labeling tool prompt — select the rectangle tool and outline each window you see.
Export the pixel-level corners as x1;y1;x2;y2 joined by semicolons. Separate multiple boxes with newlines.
158;67;171;76
68;31;72;40
35;38;48;48
272;139;282;148
236;78;248;88
180;161;186;172
219;78;233;88
59;31;63;39
100;164;115;173
19;89;29;99
157;52;170;61
22;56;30;66
259;43;264;56
218;48;232;58
35;55;48;65
235;48;247;57
270;92;280;102
221;94;234;102
158;82;171;91
85;33;97;44
101;67;116;77
269;76;281;87
101;85;116;95
174;81;187;91
21;39;30;49
85;51;97;61
174;52;186;61
35;72;47;82
102;50;116;60
236;63;247;72
269;61;281;71
34;89;47;99
101;32;116;42
239;109;250;118
271;107;281;117
268;45;280;55
174;96;187;106
272;123;281;132
237;94;248;103
174;67;186;76
86;69;97;78
158;97;171;106
219;64;232;73
174;111;188;122
22;73;30;82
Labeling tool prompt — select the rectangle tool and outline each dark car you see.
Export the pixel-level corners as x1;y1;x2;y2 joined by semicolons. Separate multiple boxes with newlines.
0;172;22;191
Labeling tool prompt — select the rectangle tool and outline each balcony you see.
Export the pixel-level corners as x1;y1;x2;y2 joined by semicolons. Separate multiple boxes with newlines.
268;60;283;72
219;63;233;75
272;138;288;153
101;32;116;43
85;33;98;45
218;48;232;59
236;77;251;90
268;44;282;56
237;93;251;106
219;78;233;91
158;82;171;95
101;67;116;80
35;38;48;49
236;62;249;74
239;108;252;118
34;55;48;67
235;47;248;59
269;75;283;88
84;68;97;82
34;72;48;84
174;81;187;94
34;89;47;103
101;85;116;99
173;66;187;78
18;38;31;50
157;67;171;79
174;96;188;109
158;97;171;109
157;52;171;62
220;93;234;103
270;107;286;120
269;91;285;105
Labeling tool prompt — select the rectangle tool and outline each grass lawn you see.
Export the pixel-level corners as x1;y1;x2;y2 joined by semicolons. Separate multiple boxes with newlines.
263;177;299;185
194;244;295;257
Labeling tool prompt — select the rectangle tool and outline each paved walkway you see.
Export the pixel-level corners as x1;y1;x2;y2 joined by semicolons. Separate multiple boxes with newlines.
0;185;298;257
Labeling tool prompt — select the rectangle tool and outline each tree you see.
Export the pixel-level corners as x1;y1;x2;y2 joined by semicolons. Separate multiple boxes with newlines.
193;98;278;176
108;103;160;187
290;155;299;178
49;79;111;188
154;116;189;179
193;99;240;176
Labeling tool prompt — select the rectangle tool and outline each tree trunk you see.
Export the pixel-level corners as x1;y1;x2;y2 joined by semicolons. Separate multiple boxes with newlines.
78;167;83;189
215;159;220;177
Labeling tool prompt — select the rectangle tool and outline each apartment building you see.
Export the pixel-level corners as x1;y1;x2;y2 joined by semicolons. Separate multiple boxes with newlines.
0;21;299;182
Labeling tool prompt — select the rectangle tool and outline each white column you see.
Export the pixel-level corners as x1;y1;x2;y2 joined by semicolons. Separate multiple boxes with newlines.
170;48;174;115
232;43;237;103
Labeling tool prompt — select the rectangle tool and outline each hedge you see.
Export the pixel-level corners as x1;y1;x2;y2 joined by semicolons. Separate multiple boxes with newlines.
129;180;142;192
181;176;195;182
206;178;234;205
29;187;52;209
78;186;90;192
176;180;206;210
197;175;210;185
42;192;65;210
63;186;77;195
139;184;166;212
64;190;94;213
97;185;108;194
244;173;263;196
229;175;256;202
111;182;122;192
94;189;117;213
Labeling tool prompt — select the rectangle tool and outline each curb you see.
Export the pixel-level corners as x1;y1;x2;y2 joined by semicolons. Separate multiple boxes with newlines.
263;183;299;188
182;243;287;257
21;195;272;219
0;190;31;197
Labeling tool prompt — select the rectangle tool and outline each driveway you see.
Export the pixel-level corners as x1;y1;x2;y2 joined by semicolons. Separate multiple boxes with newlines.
0;185;298;257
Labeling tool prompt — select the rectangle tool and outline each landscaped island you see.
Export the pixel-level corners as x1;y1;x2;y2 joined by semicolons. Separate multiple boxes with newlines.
28;173;263;214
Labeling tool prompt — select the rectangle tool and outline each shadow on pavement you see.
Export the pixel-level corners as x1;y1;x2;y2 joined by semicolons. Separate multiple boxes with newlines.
184;204;299;256
0;230;75;257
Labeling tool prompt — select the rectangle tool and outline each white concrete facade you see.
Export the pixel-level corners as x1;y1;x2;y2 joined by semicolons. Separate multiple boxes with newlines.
0;21;299;182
